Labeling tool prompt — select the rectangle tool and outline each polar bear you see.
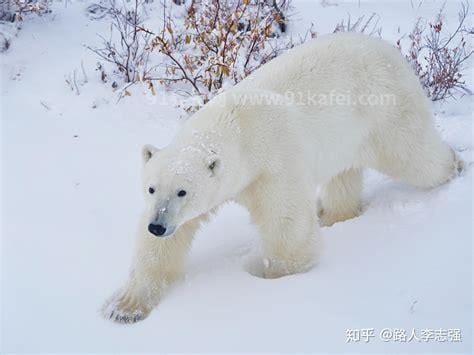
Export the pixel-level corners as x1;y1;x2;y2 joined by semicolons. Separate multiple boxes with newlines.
102;33;459;323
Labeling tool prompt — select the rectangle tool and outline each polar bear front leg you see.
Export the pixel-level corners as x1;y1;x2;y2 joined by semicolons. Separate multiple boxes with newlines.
102;213;202;324
241;177;322;279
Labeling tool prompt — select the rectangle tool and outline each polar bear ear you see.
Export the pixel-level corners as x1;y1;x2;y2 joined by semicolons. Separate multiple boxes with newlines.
142;144;159;164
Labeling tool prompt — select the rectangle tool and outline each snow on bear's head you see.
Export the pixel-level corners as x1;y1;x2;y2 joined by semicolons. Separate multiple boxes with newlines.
141;115;245;238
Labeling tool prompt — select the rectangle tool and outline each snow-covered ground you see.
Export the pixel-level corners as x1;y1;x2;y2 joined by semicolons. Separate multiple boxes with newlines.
1;0;472;353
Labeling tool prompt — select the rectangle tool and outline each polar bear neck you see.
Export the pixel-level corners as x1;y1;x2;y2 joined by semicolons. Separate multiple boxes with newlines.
171;91;244;151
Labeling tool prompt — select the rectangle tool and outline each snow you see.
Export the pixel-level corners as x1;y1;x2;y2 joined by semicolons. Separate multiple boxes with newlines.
1;0;472;353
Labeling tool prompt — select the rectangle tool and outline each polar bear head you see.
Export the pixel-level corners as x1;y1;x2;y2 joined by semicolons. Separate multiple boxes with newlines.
141;141;223;237
140;112;250;237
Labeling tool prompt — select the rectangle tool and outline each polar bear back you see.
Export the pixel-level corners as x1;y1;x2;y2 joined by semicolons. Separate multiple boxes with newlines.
219;33;435;182
235;32;429;120
238;32;420;92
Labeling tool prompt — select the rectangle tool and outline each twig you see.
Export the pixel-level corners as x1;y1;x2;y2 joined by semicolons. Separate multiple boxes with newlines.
80;60;88;83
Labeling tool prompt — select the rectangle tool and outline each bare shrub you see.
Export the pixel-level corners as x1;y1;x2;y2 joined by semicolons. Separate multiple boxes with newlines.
398;1;473;101
0;0;50;51
85;2;111;21
89;0;472;109
14;0;50;20
86;0;153;86
0;0;50;22
139;0;298;109
89;0;312;109
65;61;88;95
333;13;382;37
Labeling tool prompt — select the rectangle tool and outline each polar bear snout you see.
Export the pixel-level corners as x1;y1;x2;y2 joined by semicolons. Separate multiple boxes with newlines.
148;223;167;236
147;222;176;237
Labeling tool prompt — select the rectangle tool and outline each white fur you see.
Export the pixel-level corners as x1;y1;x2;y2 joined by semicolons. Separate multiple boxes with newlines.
103;33;458;323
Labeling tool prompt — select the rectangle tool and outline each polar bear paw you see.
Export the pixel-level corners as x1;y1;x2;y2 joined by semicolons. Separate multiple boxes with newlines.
262;257;316;279
101;287;152;324
247;255;317;279
318;206;361;227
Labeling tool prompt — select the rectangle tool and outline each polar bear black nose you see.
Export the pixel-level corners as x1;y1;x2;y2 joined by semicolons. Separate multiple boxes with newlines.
148;223;166;236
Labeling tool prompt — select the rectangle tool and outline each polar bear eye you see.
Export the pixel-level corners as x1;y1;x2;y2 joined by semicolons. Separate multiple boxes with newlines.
208;160;218;172
177;190;187;197
148;187;155;194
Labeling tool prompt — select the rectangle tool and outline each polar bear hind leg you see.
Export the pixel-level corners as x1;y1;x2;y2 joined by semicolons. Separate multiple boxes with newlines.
373;124;460;189
318;168;363;227
317;120;461;227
